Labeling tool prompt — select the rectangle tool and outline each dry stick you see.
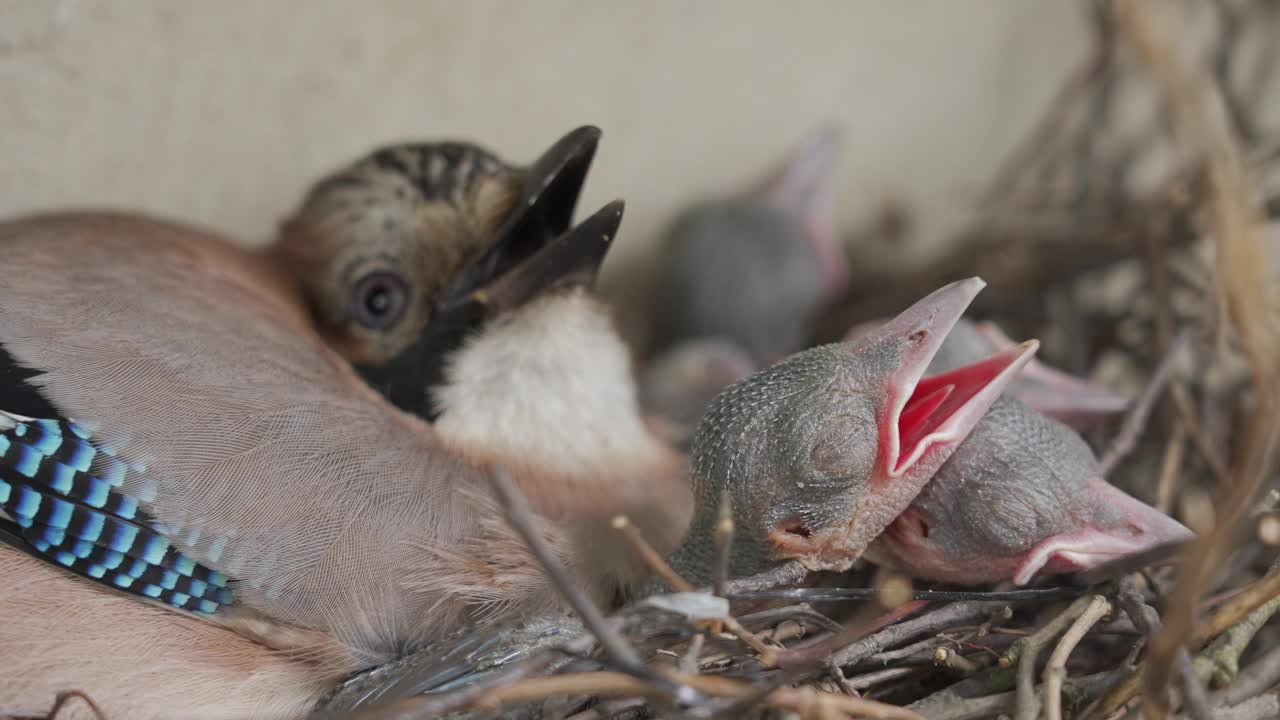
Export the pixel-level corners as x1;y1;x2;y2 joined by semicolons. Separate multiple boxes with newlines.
1175;650;1216;720
485;468;684;702
1209;0;1256;143
720;616;778;667
1155;421;1187;514
1099;330;1188;475
757;608;915;705
732;586;1084;603
612;515;692;592
1193;569;1280;690
877;634;960;666
934;647;984;676
1044;596;1113;720
1215;644;1280;706
831;601;1001;668
1111;576;1214;720
1169;383;1232;485
1202;694;1280;720
613;513;777;666
680;672;924;720
843;666;919;692
723;597;949;715
1013;594;1099;720
1194;563;1280;645
678;633;705;675
1114;3;1280;719
1087;566;1280;717
46;690;108;720
914;671;1119;720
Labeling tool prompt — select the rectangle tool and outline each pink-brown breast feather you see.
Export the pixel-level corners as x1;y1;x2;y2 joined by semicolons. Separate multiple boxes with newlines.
0;212;568;664
0;546;331;720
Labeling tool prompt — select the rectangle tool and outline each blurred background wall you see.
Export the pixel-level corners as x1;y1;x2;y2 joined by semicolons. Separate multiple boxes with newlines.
0;1;1085;335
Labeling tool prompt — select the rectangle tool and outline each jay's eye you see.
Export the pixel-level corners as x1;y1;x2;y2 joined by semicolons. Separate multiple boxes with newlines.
352;271;408;329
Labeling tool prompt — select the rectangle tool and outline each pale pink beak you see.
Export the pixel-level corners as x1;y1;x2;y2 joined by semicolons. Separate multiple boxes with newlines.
1012;479;1194;585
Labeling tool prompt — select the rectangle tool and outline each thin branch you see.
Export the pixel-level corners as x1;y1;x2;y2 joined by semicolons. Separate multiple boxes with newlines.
843;666;918;692
46;691;107;720
935;646;985;675
1112;4;1280;718
1200;694;1280;720
912;671;1118;720
1085;565;1280;717
832;601;1003;668
1044;595;1112;720
1169;382;1233;484
730;586;1085;603
1015;594;1100;720
678;633;705;675
1193;568;1280;689
1156;421;1187;514
1195;563;1280;644
612;515;693;593
1216;644;1280;706
1099;330;1188;475
486;468;684;700
1175;649;1215;720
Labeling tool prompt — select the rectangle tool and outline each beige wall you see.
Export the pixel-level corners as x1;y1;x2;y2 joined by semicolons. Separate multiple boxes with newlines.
1;1;1084;298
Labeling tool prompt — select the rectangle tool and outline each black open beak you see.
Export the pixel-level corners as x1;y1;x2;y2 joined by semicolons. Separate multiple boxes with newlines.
441;125;601;307
356;126;611;420
457;199;621;315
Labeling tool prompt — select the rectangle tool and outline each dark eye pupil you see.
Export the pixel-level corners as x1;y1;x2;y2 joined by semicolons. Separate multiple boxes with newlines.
366;287;391;315
352;271;407;330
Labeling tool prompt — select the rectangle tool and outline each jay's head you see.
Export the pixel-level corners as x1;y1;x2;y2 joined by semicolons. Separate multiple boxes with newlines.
668;278;1038;584
275;127;602;418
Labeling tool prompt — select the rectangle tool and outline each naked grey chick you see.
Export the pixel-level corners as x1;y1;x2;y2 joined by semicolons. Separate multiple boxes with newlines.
666;277;1037;586
866;394;1192;585
651;126;846;366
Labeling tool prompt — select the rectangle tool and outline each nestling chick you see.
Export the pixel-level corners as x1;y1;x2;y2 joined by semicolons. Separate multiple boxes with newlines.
859;320;1191;586
651;126;846;365
866;395;1192;585
666;278;1037;586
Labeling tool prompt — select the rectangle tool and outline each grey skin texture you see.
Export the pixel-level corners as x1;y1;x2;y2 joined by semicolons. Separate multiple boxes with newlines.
667;342;882;586
650;313;1186;588
664;278;1045;590
865;395;1191;585
649;126;843;366
654;201;827;363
